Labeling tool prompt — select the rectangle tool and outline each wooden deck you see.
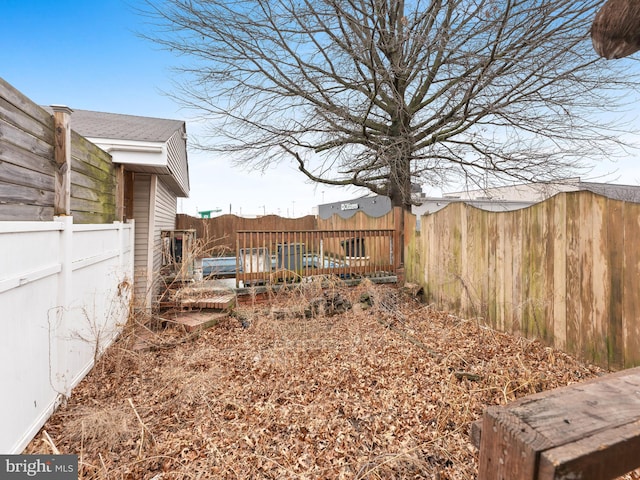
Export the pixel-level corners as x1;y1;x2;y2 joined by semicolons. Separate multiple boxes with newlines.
235;228;399;287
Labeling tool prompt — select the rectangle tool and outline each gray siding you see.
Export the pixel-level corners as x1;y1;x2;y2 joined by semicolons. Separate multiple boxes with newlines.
133;174;152;307
166;129;189;196
131;175;178;309
152;179;177;282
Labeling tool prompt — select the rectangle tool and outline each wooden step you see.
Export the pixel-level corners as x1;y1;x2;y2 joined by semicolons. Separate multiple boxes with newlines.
131;328;157;351
179;293;236;311
173;312;227;332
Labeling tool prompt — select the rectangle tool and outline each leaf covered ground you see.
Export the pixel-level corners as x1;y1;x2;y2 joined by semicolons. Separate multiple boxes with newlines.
26;280;620;479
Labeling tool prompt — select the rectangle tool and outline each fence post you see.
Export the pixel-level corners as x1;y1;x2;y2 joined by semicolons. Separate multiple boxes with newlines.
115;164;125;221
51;105;73;217
53;215;73;396
116;221;124;279
393;207;405;283
126;219;135;282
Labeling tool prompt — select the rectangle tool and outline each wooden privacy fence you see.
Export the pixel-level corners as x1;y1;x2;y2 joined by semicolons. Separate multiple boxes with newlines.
407;190;640;370
235;229;396;287
176;213;317;256
0;77;118;223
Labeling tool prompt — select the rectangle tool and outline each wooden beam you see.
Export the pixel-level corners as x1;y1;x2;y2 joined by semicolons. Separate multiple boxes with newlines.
539;419;640;479
51;105;73;216
477;366;640;480
115;163;125;221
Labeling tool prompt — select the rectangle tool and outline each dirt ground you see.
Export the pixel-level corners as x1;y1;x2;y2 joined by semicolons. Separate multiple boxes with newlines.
24;280;631;479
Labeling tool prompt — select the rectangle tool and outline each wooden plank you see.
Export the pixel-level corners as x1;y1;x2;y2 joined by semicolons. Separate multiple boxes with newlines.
623;201;640;367
445;203;463;311
522;205;547;340
70;182;116;204
502;210;515;333
487;212;498;329
0;116;53;160
607;198;624;369
511;208;523;334
70;146;116;188
0;77;53;126
0;203;53;221
459;204;471;315
578;192;595;363
70;196;116;215
495;213;506;331
422;211;435;301
508;374;640;445
171;312;227;332
0;158;54;191
565;192;582;358
70;131;113;172
552;193;567;351
542;199;555;344
475;206;489;320
71;210;116;225
478;367;640;480
521;206;533;336
0;131;53;174
538;419;640;480
0;183;54;205
588;194;609;366
477;405;551;479
0;96;54;144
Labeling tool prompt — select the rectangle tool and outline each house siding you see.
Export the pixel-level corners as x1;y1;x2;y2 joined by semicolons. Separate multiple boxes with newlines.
127;173;179;310
133;174;152;307
166;129;189;196
152;178;177;280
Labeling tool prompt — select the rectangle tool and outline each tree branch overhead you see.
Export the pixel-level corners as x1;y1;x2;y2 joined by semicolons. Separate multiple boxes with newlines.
142;0;640;209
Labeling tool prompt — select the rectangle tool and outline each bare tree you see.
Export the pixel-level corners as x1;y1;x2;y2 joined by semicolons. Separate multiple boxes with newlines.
142;0;640;210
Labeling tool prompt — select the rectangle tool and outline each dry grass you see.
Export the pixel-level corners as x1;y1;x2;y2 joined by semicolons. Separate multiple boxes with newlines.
24;280;635;479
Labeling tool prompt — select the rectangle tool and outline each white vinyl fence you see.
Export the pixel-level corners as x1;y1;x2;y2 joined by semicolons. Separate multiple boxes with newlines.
0;217;134;453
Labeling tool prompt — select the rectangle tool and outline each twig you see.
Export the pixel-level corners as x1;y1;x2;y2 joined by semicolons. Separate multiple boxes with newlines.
42;430;60;455
453;371;482;382
128;397;153;457
98;453;108;476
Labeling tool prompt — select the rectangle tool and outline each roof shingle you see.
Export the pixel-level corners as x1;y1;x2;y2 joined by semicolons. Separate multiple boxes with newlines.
64;109;184;142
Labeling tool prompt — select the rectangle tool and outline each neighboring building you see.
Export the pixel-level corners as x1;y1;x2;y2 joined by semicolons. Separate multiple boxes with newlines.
319;192;532;222
442;177;640;203
323;178;640;230
318;194;392;219
69;109;190;309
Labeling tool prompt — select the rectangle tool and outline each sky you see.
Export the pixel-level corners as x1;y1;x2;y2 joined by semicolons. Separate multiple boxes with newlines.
1;0;639;217
0;0;368;217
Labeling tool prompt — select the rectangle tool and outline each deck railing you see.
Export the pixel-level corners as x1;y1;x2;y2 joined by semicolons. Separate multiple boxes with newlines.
235;229;396;287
